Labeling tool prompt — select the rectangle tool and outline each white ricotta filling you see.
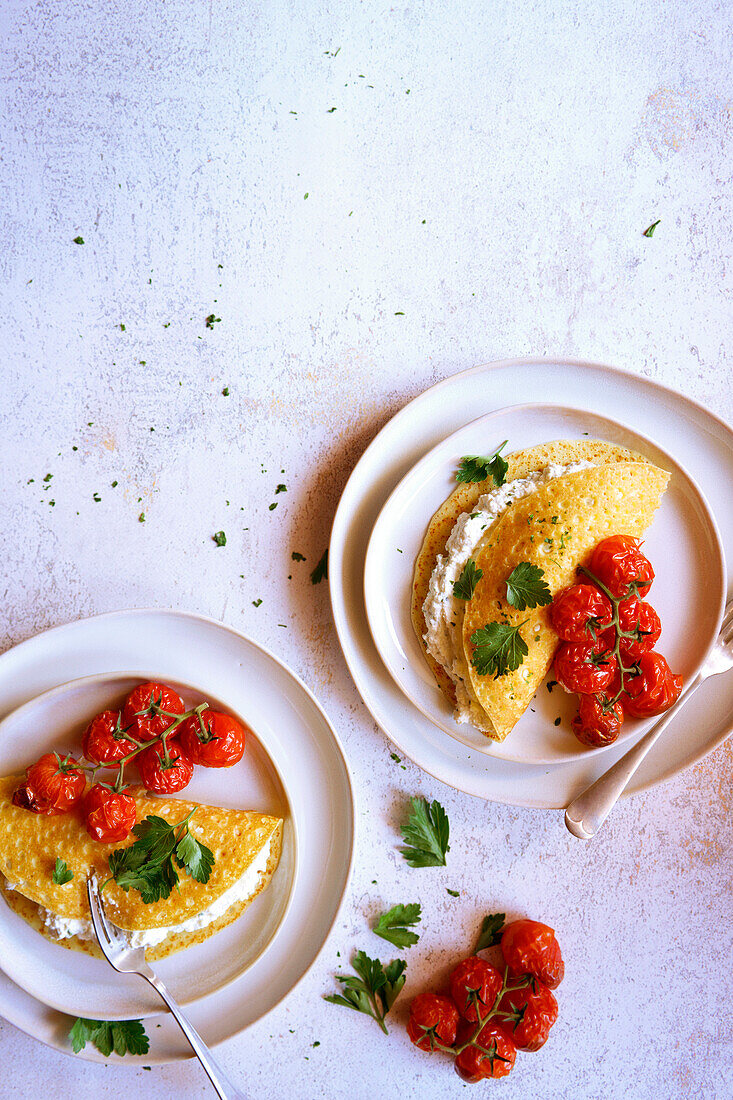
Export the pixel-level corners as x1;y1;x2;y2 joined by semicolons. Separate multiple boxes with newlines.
423;461;597;724
8;833;274;949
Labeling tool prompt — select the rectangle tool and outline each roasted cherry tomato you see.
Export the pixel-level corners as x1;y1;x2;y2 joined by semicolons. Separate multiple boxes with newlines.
82;709;137;765
454;1023;516;1081
622;651;683;718
84;784;137;843
501;919;564;989
590;535;654;599
616;598;661;661
179;710;246;768
550;583;613;644
499;978;558;1051
406;992;459;1052
12;752;86;815
122;681;185;741
571;693;624;747
449;956;503;1023
136;740;193;794
554;639;617;695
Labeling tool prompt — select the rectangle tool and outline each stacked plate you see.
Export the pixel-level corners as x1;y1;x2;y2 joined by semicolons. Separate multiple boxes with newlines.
329;358;732;807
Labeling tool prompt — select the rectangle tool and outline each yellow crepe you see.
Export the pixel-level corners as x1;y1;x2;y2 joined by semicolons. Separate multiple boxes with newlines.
462;460;669;741
411;439;648;710
0;778;282;960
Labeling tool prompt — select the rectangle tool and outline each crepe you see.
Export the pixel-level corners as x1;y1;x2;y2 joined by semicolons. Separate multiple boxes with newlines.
412;439;669;740
0;777;282;960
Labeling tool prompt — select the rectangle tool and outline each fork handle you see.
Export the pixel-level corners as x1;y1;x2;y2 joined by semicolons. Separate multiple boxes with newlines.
564;674;701;840
144;972;248;1100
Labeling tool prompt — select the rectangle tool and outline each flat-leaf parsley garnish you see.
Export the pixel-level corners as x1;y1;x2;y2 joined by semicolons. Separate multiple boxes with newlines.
455;441;508;486
104;810;214;904
476;912;506;951
52;857;73;885
69;1017;149;1057
324;951;406;1034
310;548;328;584
453;558;483;601
400;797;450;867
505;562;552;610
470;621;529;679
373;903;421;949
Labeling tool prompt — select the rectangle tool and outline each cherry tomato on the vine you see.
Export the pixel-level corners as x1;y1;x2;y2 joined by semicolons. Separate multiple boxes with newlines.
550;583;613;644
82;710;137;765
616;599;661;661
84;784;137;843
449;956;503;1023
590;535;654;599
571;693;624;747
501;919;565;990
136;740;193;794
406;993;459;1052
622;651;683;718
554;640;617;695
12;752;86;815
179;710;246;768
122;681;185;741
454;1023;516;1082
498;978;558;1051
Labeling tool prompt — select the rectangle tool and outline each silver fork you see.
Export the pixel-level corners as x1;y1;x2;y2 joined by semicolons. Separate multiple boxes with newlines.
565;597;733;839
86;871;248;1098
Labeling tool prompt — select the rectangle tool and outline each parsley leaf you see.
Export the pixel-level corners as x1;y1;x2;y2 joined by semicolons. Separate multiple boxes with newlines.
310;548;328;584
52;858;73;886
213;530;227;546
325;951;406;1034
400;797;450;867
72;236;85;245
69;1017;149;1057
106;811;213;904
453;558;483;601
373;903;421;949
476;912;506;951
455;441;509;486
470;621;528;678
643;219;660;237
505;562;552;610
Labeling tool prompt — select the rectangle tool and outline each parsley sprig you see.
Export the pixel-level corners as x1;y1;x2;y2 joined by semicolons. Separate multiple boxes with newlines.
505;562;552;610
52;858;73;886
453;558;483;601
69;1017;149;1057
324;952;406;1034
470;621;529;679
400;797;450;867
373;903;421;949
104;810;214;904
456;441;508;486
476;911;506;951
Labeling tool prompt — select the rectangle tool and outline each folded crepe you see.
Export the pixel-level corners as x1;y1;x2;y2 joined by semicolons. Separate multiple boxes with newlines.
413;439;669;742
0;777;282;960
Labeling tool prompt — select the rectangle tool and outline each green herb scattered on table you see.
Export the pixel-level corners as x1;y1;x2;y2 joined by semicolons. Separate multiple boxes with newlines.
324;951;406;1034
400;797;450;867
373;903;421;949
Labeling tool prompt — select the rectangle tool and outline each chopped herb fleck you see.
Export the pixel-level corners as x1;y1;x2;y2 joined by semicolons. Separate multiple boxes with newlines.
269;502;278;511
643;219;661;238
205;314;221;329
138;512;145;523
291;551;306;561
72;236;84;245
275;484;287;493
213;530;227;546
310;548;328;584
252;598;262;607
222;386;230;396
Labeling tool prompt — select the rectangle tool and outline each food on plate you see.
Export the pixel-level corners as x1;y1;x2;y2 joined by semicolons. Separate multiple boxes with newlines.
412;438;670;742
406;912;563;1082
553;538;683;746
0;680;282;958
0;778;282;960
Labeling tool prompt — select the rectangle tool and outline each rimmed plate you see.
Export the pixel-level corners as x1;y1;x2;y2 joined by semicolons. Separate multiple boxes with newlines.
329;357;733;806
364;403;725;764
0;610;354;1062
0;671;297;1019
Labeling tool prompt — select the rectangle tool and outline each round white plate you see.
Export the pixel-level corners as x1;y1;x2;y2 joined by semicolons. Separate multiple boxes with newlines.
0;672;297;1019
364;403;725;764
330;357;733;805
0;610;354;1063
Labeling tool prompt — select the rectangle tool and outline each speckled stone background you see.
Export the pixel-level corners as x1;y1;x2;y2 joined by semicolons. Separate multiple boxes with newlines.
1;1;732;1097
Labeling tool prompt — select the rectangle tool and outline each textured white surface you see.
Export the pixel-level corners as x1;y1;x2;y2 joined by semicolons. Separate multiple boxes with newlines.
1;0;732;1097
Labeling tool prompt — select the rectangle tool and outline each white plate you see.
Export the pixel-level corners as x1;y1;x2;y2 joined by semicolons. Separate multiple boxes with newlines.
0;672;297;1019
0;610;354;1062
364;404;725;764
330;357;733;805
